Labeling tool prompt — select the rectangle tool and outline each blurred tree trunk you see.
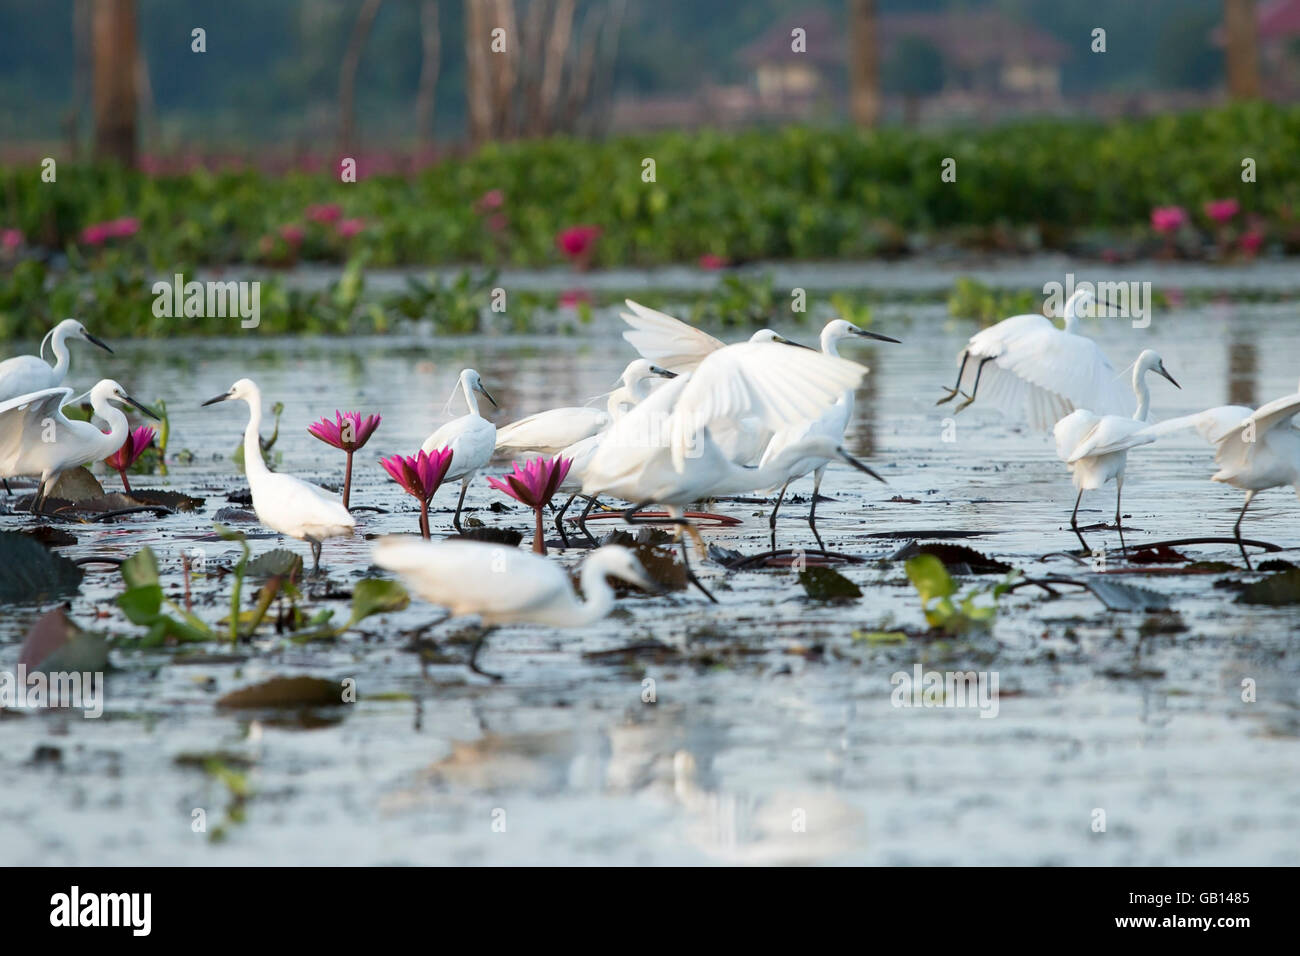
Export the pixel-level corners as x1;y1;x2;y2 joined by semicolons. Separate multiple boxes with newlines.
92;0;137;165
415;0;441;149
848;0;880;127
465;0;493;144
339;0;384;155
1224;0;1262;99
534;0;575;135
489;0;519;138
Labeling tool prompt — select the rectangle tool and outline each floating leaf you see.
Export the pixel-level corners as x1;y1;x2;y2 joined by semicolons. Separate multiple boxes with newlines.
852;629;908;644
1079;577;1171;612
121;547;161;589
799;566;862;600
245;549;303;580
890;541;1011;574
1237;568;1300;606
904;554;955;603
0;532;83;603
217;676;345;709
46;467;104;503
348;579;409;625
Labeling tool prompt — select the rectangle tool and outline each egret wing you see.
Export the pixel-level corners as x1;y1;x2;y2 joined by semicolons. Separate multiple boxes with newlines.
620;300;726;373
495;406;608;453
1132;406;1253;446
0;356;58;403
423;416;497;480
0;387;74;474
1066;416;1152;462
1215;393;1300;476
256;472;354;534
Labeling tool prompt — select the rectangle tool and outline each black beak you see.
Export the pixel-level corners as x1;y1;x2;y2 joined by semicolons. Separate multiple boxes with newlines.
838;448;886;483
777;336;816;351
478;385;499;408
1158;364;1181;389
651;367;678;379
851;327;901;344
124;394;163;420
84;332;114;354
201;392;230;407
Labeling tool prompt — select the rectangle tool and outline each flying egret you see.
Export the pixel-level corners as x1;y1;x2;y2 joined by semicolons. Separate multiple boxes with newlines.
1052;349;1180;552
1130;381;1300;568
0;379;160;512
760;318;900;549
372;537;656;679
494;359;675;457
421;368;498;533
0;318;114;402
202;378;355;571
582;340;878;597
938;289;1131;431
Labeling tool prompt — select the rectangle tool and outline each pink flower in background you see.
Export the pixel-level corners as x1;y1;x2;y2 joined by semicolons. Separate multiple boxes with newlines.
336;218;365;239
559;289;591;308
487;456;573;554
1;228;21;250
104;426;156;494
309;410;382;509
80;223;111;245
486;213;508;233
307;203;343;224
1239;229;1264;256
1150;206;1188;234
380;447;454;539
279;223;305;245
699;253;729;270
556;225;601;263
1204;199;1240;223
106;217;139;239
476;189;505;212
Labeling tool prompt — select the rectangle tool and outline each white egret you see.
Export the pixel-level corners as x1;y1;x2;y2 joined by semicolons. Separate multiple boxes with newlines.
421;368;498;533
1131;381;1300;568
0;318;114;402
939;289;1131;430
0;379;160;512
1052;349;1180;552
202;378;355;570
373;536;656;679
494;359;675;456
582;340;879;597
760;318;900;549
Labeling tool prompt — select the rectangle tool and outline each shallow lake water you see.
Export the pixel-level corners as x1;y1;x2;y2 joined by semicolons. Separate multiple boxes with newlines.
2;290;1299;865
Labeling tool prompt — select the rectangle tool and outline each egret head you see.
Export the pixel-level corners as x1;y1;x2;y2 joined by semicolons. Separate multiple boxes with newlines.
1135;349;1180;389
460;368;498;408
592;545;658;593
822;318;901;347
91;379;162;420
617;359;677;388
43;318;113;359
202;377;259;407
749;329;815;350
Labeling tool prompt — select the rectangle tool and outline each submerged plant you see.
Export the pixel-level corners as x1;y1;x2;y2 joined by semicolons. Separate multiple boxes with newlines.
380;448;454;538
103;426;155;494
487;456;572;554
308;410;381;509
904;554;1015;635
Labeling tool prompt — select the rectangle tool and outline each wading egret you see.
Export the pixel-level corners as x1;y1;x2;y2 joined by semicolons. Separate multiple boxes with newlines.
372;536;656;679
761;318;900;549
0;318;113;402
1052;349;1180;552
0;379;159;512
202;378;355;570
1131;382;1300;568
582;341;876;596
938;289;1130;430
494;359;675;456
421;368;498;532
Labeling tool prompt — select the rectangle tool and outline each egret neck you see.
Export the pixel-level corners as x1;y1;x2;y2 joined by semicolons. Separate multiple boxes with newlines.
573;555;622;625
240;385;272;480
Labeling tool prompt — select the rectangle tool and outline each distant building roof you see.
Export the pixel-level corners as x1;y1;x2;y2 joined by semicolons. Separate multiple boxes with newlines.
738;7;1069;69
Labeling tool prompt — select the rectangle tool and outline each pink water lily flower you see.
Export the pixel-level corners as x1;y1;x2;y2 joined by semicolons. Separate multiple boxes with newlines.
1150;206;1188;234
1204;199;1240;223
699;253;729;270
336;218;365;239
308;411;381;509
104;426;156;494
279;223;305;245
307;203;343;224
555;225;601;268
487;456;572;554
476;189;505;212
2;228;24;250
380;448;454;538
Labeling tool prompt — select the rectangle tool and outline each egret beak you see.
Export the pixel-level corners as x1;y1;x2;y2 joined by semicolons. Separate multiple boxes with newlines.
201;392;231;407
476;383;499;408
650;366;678;379
851;327;901;344
1157;363;1181;389
122;394;163;420
83;332;114;354
775;335;816;351
838;448;886;483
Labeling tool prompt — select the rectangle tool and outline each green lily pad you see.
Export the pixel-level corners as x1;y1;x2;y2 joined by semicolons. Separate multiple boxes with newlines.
217;676;346;709
799;566;862;600
0;533;83;603
245;549;303;579
18;607;108;673
1237;567;1300;606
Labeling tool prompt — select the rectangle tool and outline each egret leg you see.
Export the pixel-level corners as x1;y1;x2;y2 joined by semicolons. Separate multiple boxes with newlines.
935;352;969;406
467;625;503;681
2;479;10;495
1114;478;1126;555
1069;488;1089;553
31;475;50;515
807;466;826;551
307;536;322;574
1233;490;1257;571
768;480;790;552
452;478;470;534
954;357;992;413
555;492;578;549
576;495;600;545
622;502;718;603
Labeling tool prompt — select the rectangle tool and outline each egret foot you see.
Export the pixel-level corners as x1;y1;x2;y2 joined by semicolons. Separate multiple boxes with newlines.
467;626;503;681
